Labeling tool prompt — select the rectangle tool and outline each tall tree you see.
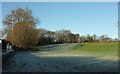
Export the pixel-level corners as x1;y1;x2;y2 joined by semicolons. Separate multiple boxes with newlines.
3;8;39;48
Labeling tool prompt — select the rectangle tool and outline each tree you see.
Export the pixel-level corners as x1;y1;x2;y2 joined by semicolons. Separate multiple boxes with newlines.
92;34;97;42
99;34;111;43
56;29;72;43
86;34;93;42
37;28;49;45
3;8;39;48
92;34;97;40
37;29;58;45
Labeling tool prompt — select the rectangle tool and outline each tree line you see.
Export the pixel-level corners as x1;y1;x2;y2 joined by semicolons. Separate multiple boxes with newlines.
3;8;118;49
37;29;117;45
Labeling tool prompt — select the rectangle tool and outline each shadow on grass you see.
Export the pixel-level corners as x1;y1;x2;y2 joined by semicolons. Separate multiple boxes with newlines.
2;50;118;72
73;44;85;49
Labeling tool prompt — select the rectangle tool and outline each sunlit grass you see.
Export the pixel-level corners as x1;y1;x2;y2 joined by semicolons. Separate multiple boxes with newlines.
73;42;118;52
33;42;118;60
72;42;118;60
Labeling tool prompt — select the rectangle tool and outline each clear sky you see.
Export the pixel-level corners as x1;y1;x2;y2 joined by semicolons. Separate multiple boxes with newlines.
1;2;118;38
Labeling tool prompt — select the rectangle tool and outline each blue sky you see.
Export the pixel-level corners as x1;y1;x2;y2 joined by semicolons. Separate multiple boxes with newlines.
1;2;118;38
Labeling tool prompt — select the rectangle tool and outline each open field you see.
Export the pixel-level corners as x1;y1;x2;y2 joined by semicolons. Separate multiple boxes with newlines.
3;42;118;72
72;42;118;60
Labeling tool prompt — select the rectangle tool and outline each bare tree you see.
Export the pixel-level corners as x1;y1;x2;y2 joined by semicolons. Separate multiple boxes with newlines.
56;29;72;43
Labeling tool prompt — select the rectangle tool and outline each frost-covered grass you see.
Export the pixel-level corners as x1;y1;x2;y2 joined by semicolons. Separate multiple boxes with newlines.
3;43;118;72
37;42;118;60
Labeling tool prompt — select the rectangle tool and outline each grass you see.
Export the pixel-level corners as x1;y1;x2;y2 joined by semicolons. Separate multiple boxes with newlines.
73;42;117;52
72;42;118;59
34;42;118;60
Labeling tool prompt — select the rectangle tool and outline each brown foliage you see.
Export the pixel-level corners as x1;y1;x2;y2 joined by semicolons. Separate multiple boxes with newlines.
3;8;39;49
7;22;38;48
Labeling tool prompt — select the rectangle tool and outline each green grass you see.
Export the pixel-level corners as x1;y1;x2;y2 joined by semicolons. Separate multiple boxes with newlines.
37;42;118;60
74;42;117;52
72;42;118;58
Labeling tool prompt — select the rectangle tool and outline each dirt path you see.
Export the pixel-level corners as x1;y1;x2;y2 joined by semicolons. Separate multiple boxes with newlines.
2;43;118;72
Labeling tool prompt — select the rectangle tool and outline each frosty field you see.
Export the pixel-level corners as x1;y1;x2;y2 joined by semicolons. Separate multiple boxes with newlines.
3;43;118;72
